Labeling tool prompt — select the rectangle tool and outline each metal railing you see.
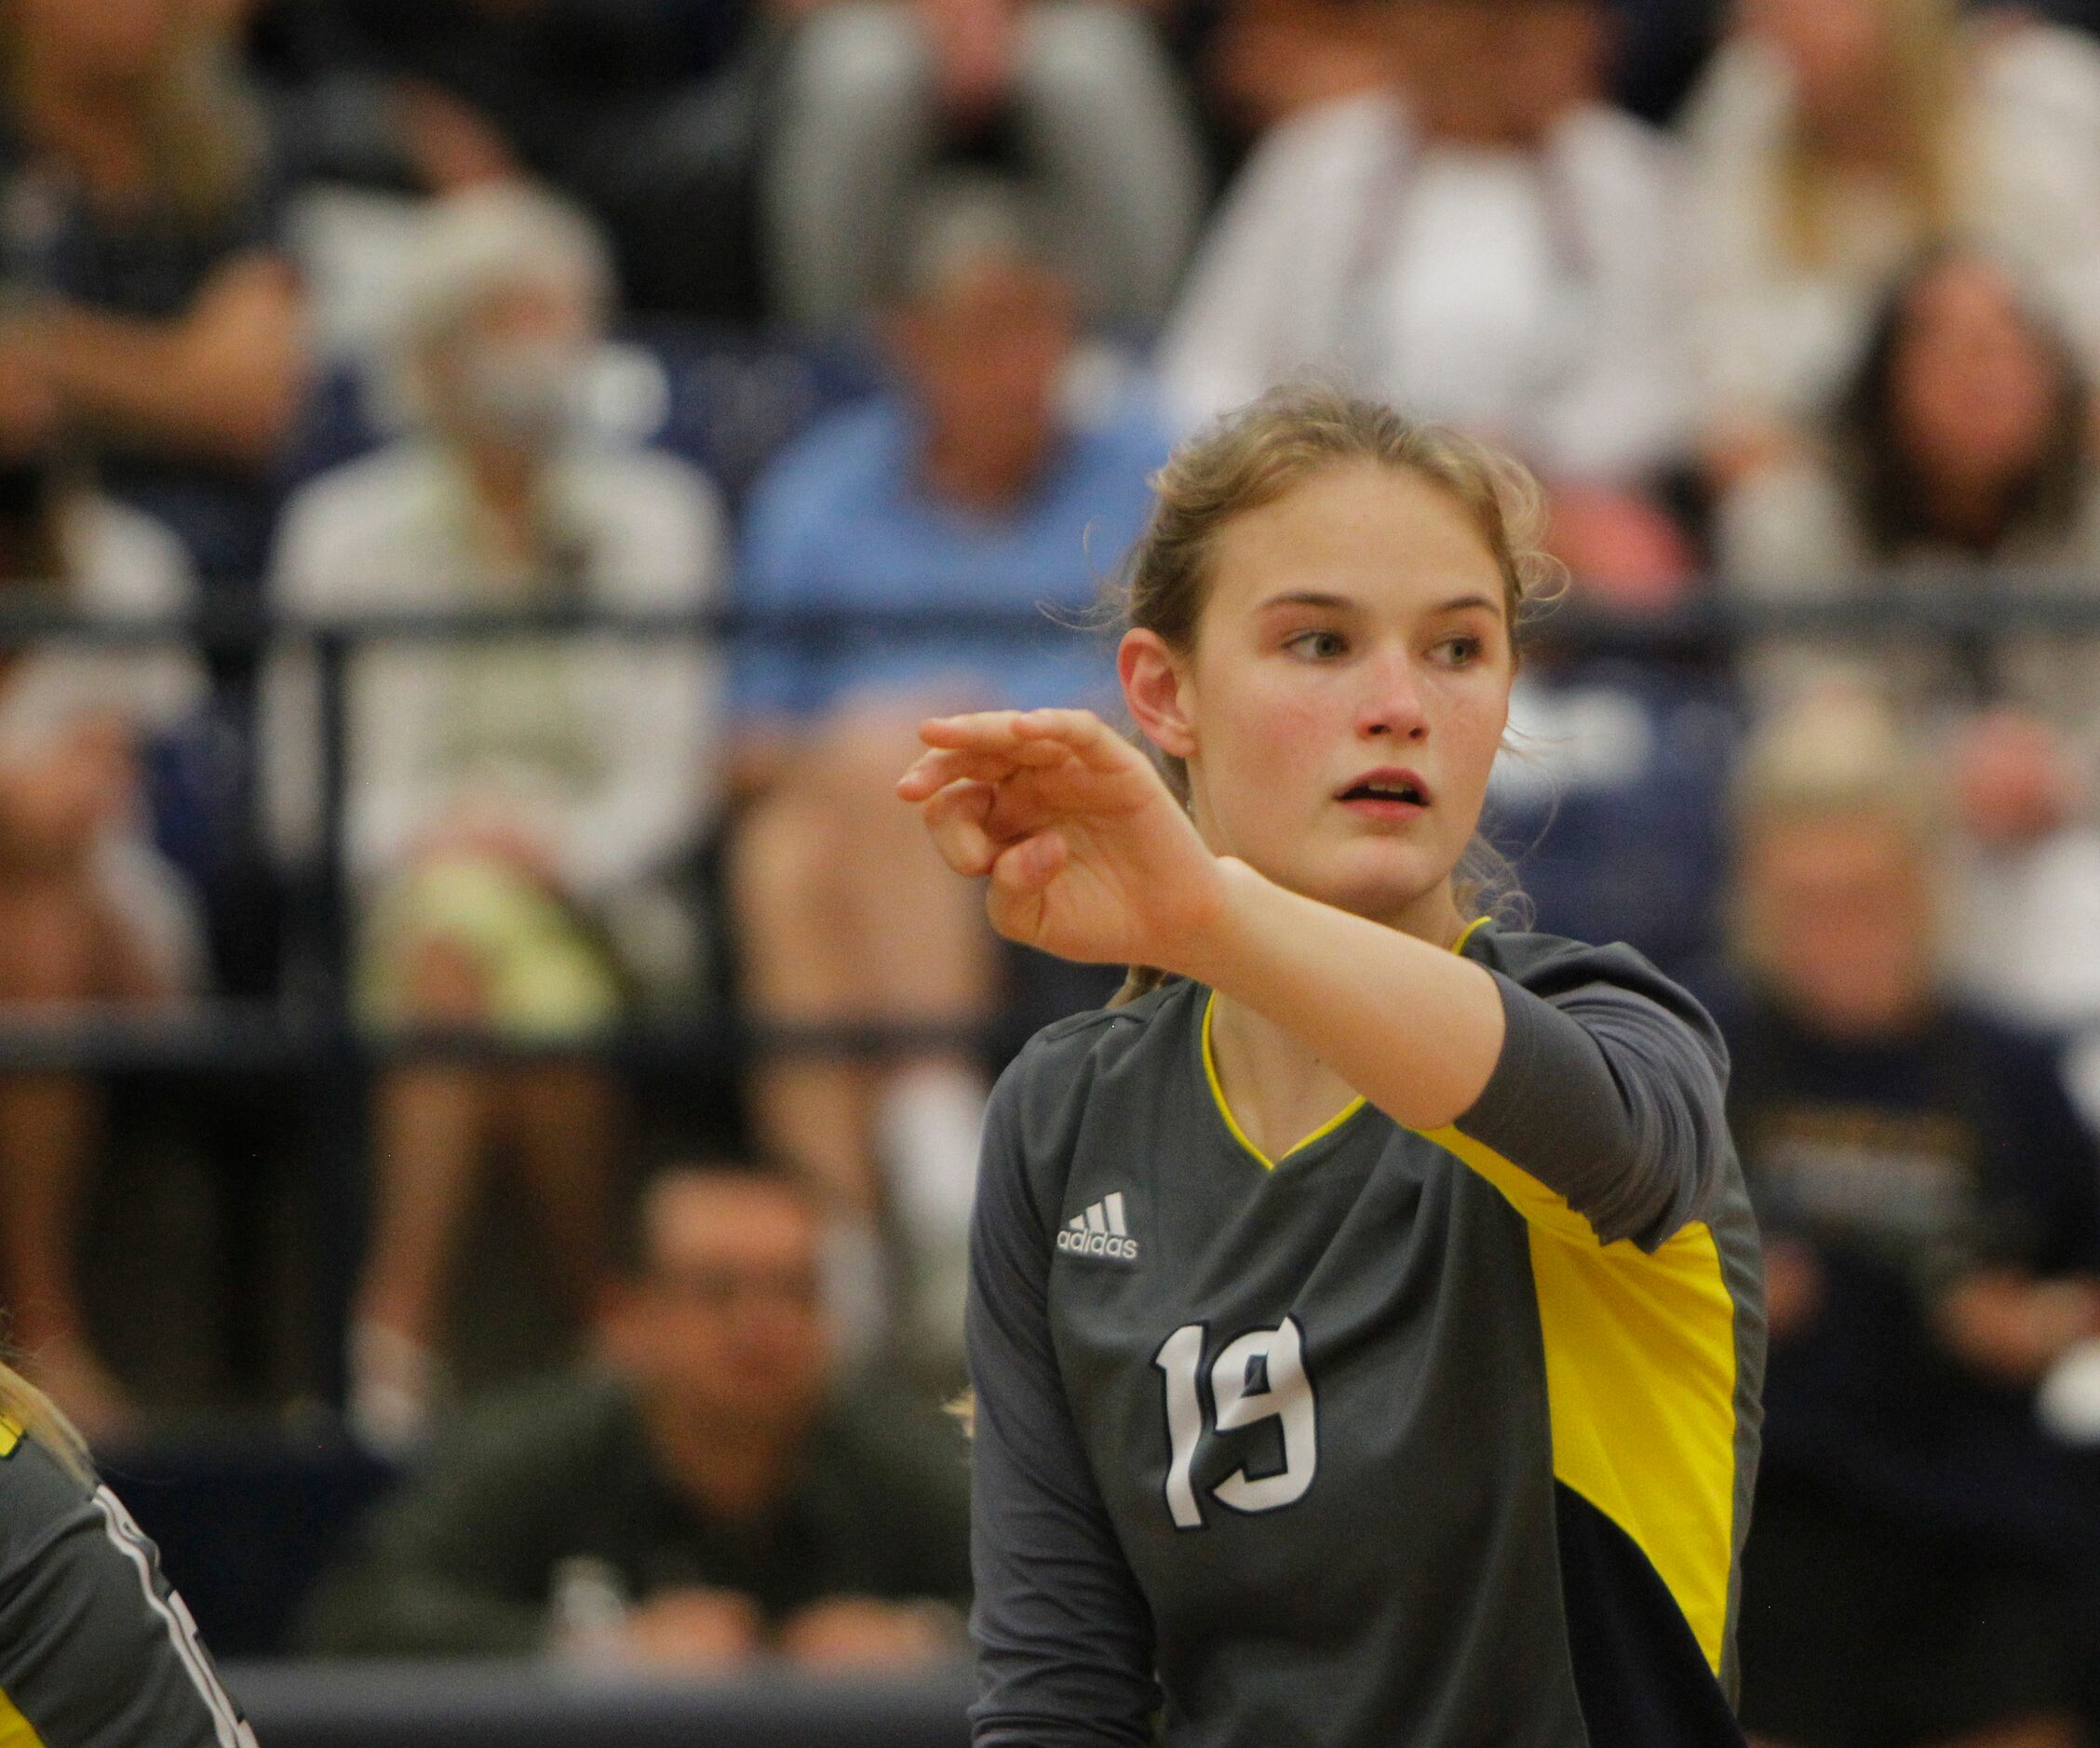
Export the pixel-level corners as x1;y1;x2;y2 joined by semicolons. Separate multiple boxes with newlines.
1;580;2094;1073
2;583;2093;1400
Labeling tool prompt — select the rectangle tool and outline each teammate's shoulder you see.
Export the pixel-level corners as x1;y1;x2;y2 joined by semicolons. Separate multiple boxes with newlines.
0;1419;96;1557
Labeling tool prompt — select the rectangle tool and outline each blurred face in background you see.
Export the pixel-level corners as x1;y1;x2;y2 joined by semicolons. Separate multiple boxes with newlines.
1888;256;2065;505
422;276;597;457
15;0;185;88
603;1174;831;1442
1739;809;1939;1037
1381;0;1605;146
1739;0;1891;119
890;253;1075;503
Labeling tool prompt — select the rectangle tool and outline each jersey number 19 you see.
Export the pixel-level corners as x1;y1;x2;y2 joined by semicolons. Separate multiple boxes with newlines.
1154;1318;1318;1530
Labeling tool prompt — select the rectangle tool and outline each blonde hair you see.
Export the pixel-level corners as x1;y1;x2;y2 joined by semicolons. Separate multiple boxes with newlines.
1109;383;1561;1002
0;1360;91;1486
0;6;264;228
1773;0;1968;266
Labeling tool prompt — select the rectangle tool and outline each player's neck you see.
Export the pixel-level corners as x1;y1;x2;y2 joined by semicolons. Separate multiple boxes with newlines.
1206;995;1360;1162
1205;886;1470;1154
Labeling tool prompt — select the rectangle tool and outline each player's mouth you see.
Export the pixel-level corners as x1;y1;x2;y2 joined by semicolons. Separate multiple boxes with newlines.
1336;767;1432;820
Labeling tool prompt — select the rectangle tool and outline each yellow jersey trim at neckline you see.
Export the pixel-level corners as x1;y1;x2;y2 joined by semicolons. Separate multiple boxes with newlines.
1201;915;1490;1172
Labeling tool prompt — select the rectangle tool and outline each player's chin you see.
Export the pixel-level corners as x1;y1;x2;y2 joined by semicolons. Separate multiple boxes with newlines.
1313;844;1450;924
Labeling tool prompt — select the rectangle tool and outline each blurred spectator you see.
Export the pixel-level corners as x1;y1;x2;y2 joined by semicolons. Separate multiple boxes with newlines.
1179;0;1728;178
0;0;307;586
301;1162;970;1664
1680;0;2100;490
1719;249;2100;722
1194;0;1388;154
1716;249;2100;1029
1160;0;1691;497
263;186;725;1451
1720;696;2100;1748
251;0;774;321
730;181;1165;1358
0;342;207;1444
764;0;1205;326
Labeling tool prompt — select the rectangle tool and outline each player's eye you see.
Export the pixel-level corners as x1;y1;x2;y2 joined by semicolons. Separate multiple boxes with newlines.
1432;635;1484;667
1285;628;1347;660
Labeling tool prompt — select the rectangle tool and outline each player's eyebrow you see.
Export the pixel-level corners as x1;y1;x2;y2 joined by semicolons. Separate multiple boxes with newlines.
1254;590;1358;613
1253;591;1503;616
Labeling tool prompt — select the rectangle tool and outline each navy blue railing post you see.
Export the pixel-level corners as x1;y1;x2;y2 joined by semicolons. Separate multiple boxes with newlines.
307;625;365;1409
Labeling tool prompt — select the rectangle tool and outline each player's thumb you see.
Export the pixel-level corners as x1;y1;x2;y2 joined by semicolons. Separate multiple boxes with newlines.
990;829;1068;899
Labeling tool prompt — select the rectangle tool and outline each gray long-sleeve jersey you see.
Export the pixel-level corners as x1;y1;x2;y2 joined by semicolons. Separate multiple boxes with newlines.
967;923;1765;1748
0;1424;256;1746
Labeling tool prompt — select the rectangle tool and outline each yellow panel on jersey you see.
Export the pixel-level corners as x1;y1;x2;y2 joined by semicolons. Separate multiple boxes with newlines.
0;1690;48;1747
1423;1124;1742;1674
0;1420;20;1459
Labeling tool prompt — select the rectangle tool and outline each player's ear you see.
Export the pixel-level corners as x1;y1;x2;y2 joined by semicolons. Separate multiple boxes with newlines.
1120;628;1197;761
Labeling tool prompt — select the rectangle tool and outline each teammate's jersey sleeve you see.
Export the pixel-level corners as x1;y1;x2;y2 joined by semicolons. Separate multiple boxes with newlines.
0;1429;255;1748
968;1019;1163;1748
1447;938;1734;1250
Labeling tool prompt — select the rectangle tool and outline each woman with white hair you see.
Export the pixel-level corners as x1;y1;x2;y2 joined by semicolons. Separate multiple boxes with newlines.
265;184;726;1451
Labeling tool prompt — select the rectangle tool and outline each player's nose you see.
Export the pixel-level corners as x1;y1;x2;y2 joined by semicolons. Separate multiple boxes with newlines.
1356;646;1430;741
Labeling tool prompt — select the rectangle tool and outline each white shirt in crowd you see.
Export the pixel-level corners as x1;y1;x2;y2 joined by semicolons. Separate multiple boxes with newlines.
263;441;725;904
1159;89;1690;485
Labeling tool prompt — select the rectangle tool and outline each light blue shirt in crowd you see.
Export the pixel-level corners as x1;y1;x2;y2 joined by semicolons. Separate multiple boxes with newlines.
732;391;1172;721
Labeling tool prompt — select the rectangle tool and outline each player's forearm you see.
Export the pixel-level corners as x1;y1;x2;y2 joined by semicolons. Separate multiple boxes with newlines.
1173;857;1505;1132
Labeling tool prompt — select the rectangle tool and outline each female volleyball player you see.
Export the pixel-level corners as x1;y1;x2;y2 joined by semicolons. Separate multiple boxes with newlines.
896;385;1765;1747
0;1362;255;1744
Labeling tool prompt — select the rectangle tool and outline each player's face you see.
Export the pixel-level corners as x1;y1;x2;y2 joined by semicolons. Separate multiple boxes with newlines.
1173;462;1514;936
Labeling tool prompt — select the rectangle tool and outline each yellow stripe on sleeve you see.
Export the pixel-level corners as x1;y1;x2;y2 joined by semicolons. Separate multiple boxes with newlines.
0;1689;49;1747
1423;1124;1743;1673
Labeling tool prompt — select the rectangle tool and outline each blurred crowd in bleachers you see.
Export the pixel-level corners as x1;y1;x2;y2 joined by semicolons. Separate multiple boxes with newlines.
8;0;2100;1739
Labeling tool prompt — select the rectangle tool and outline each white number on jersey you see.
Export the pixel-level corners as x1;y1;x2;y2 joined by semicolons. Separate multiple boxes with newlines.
1152;1317;1318;1530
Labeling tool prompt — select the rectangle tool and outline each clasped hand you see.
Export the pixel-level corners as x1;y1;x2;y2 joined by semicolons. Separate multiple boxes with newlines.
896;709;1230;971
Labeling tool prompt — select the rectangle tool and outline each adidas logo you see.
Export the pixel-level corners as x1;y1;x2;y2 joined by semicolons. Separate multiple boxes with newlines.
1057;1192;1139;1262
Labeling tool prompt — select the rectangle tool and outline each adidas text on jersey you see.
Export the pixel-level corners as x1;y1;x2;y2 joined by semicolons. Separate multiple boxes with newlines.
1058;1192;1139;1262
